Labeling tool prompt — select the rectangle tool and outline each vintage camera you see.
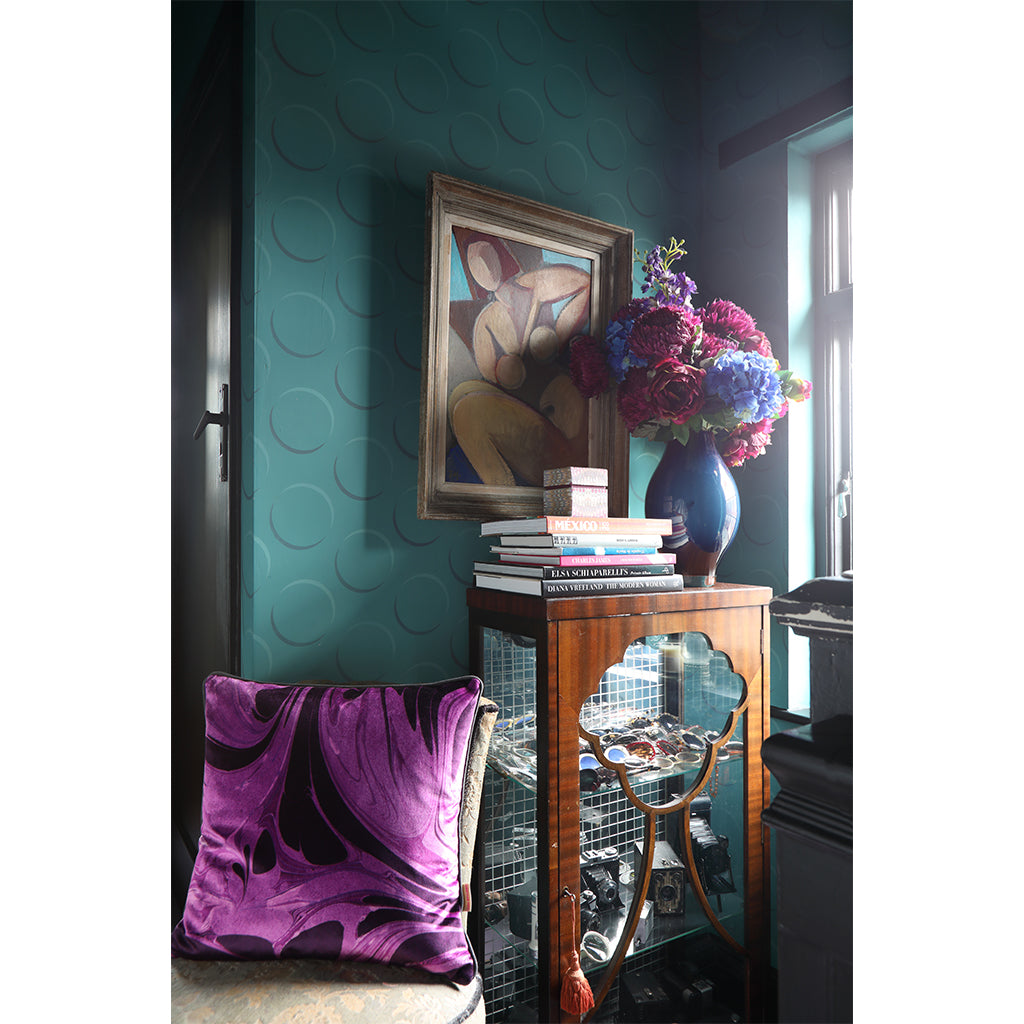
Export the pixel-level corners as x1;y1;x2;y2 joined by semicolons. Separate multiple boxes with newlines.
661;968;716;1022
688;795;736;896
619;969;672;1023
578;887;602;936
580;847;622;911
635;839;686;914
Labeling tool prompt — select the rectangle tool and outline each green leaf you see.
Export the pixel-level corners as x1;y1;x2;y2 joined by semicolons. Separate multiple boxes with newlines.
671;422;693;446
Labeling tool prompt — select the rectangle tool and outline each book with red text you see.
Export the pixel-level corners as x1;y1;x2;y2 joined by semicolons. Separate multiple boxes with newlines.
480;515;672;537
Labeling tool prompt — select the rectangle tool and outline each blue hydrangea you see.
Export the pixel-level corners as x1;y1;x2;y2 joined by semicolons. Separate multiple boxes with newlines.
606;318;646;382
705;350;784;423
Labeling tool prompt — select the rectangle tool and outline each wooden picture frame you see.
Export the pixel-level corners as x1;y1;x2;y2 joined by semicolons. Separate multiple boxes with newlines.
417;173;633;522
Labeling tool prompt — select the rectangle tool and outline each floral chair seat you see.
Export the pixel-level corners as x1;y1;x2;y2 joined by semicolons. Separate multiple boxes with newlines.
171;958;484;1024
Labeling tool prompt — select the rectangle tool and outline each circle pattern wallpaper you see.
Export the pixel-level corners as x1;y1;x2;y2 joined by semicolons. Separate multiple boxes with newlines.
239;0;851;696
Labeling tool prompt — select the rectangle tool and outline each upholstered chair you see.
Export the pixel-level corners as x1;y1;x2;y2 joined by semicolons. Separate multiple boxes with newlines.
171;675;498;1024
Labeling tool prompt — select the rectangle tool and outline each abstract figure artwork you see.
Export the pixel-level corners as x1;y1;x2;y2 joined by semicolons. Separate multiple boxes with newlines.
418;174;632;521
445;227;591;488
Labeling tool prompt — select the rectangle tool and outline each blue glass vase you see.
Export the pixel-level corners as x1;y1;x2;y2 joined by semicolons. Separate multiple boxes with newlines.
644;431;740;587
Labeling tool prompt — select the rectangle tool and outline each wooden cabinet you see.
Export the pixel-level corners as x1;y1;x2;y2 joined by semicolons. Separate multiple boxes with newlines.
467;584;772;1023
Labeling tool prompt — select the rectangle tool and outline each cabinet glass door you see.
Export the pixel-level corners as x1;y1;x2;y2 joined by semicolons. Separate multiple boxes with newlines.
577;632;747;1022
479;626;749;1023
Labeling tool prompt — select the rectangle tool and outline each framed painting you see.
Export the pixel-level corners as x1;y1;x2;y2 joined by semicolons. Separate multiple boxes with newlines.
417;173;633;522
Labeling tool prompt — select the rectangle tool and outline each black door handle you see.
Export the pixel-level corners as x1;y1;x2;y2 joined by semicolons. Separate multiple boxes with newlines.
193;384;230;439
193;384;230;481
192;407;228;439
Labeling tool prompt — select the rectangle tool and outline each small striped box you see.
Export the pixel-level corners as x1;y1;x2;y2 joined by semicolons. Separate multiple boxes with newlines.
542;466;608;488
543;466;608;516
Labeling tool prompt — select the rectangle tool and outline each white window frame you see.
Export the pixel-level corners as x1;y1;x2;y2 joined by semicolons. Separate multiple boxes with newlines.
813;140;853;577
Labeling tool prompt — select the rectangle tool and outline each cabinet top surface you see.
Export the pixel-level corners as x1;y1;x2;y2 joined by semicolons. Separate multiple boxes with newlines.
466;582;772;622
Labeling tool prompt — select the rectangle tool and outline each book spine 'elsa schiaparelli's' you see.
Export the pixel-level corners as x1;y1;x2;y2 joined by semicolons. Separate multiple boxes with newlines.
494;545;659;557
472;562;674;579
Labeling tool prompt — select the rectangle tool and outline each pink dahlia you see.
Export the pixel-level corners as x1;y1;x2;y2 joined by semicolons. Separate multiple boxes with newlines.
612;296;655;324
568;334;610;399
615;365;658;433
699;331;739;360
699;299;757;341
628;304;701;365
647;358;705;425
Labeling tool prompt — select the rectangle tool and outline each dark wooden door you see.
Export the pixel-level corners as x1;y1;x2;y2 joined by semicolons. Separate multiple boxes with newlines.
171;2;241;919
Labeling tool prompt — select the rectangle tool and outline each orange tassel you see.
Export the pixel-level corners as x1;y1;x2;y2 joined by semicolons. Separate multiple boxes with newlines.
559;889;595;1015
560;947;595;1014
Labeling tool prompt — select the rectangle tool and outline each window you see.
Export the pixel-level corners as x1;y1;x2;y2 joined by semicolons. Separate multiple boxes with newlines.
783;119;852;714
813;140;853;576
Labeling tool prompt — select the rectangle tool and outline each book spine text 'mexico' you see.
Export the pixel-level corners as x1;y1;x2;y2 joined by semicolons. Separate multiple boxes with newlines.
481;516;672;536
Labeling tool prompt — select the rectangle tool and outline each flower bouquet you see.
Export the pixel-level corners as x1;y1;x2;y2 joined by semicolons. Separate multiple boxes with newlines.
569;238;811;468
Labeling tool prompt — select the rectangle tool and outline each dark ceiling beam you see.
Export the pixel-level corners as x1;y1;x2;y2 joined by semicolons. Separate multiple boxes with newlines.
718;76;853;169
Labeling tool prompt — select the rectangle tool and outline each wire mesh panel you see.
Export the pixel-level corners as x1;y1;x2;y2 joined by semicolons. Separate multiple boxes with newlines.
480;770;539;1020
479;629;541;1021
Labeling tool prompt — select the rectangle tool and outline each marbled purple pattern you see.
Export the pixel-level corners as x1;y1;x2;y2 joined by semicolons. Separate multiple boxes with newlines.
172;674;482;983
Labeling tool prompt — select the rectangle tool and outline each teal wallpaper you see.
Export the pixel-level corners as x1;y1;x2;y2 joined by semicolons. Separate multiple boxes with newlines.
238;0;704;684
235;1;852;692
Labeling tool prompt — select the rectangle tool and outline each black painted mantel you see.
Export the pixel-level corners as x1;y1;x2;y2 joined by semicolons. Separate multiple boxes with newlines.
763;574;852;1023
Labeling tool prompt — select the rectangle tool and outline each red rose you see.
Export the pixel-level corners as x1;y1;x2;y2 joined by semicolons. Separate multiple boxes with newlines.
647;358;706;425
568;334;610;398
628;304;701;364
741;329;774;359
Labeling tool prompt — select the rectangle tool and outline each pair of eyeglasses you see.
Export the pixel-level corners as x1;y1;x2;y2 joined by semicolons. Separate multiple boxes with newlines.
625;740;657;760
580;748;635;768
495;713;535;731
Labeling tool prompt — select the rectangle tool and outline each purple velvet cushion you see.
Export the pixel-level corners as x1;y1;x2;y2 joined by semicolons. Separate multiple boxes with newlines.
171;673;483;984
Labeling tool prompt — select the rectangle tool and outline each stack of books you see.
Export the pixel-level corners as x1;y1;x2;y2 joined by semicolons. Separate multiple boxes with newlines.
474;514;685;597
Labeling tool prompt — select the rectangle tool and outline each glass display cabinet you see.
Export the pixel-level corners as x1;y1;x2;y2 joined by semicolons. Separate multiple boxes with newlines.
467;585;772;1024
